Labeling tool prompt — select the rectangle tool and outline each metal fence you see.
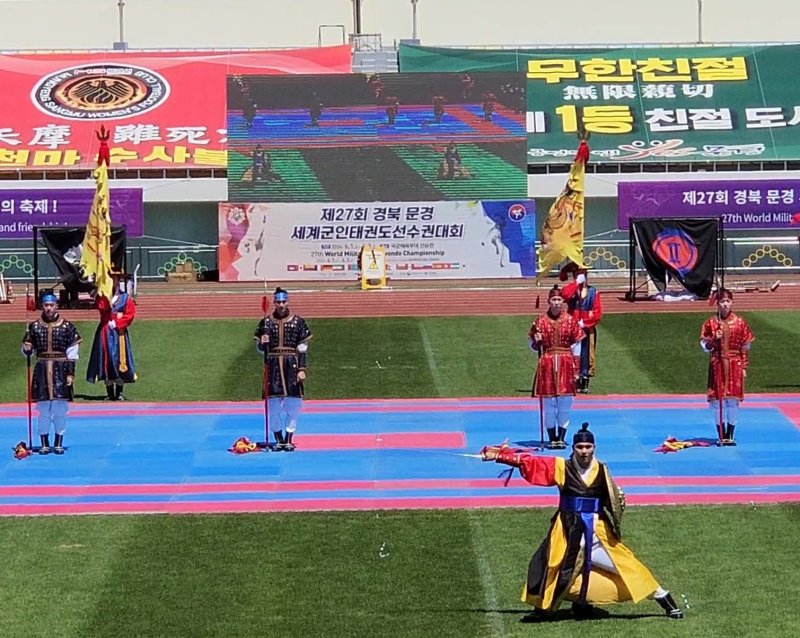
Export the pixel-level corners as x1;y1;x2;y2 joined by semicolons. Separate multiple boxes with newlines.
1;235;797;282
0;243;217;283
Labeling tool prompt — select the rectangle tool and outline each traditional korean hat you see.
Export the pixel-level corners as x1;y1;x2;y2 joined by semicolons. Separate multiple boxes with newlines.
548;285;564;300
573;422;595;445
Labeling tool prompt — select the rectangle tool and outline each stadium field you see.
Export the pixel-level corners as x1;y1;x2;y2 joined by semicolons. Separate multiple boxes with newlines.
0;312;797;637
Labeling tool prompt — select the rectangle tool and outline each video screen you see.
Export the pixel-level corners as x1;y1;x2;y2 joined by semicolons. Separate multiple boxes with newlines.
227;72;527;202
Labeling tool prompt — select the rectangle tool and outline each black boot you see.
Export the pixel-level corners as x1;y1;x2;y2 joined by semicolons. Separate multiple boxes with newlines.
273;430;286;451
39;434;51;455
106;384;116;401
724;423;737;446
54;433;65;455
655;592;684;619
546;427;558;449
555;427;568;449
285;431;296;452
115;384;125;401
582;377;590;394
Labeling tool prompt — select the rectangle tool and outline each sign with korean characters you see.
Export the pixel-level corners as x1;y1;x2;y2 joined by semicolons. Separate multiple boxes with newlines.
618;180;800;229
218;199;536;281
398;43;800;163
0;187;143;239
0;47;351;171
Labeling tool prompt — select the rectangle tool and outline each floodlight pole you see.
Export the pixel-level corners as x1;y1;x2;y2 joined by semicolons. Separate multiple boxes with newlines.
411;0;419;40
118;0;125;42
352;0;363;35
697;0;704;44
114;0;128;50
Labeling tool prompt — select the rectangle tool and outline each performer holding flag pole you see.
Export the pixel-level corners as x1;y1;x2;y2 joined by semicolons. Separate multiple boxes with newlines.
20;289;81;455
700;288;754;446
529;131;591;447
254;287;312;452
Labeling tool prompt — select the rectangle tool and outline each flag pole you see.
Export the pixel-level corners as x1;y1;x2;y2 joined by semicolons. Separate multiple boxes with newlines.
24;284;33;449
261;281;270;449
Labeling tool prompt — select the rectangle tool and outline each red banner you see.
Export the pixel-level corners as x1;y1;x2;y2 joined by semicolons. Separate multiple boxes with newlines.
0;47;352;170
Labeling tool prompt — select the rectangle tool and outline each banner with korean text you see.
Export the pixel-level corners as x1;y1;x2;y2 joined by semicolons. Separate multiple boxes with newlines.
399;43;800;163
0;47;351;171
0;188;143;239
218;200;536;281
618;180;800;230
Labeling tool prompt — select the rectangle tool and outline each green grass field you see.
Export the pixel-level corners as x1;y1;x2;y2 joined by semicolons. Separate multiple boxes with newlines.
1;311;798;402
0;311;798;637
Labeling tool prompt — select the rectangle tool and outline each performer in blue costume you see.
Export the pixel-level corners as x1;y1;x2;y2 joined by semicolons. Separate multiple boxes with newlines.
86;271;137;401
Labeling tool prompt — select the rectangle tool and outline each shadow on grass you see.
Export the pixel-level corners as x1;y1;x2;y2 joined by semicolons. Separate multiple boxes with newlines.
447;608;664;622
517;608;664;623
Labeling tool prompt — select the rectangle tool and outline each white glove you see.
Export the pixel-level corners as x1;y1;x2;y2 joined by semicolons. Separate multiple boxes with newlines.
578;319;585;328
108;320;117;330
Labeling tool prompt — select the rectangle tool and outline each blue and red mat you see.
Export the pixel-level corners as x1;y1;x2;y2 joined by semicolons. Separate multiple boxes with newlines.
1;394;799;516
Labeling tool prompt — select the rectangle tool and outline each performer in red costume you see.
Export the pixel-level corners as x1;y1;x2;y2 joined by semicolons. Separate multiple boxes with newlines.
529;285;585;449
700;288;754;445
561;263;603;393
86;270;137;400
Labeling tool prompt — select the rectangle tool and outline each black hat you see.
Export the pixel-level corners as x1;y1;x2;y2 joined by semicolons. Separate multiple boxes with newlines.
572;422;595;445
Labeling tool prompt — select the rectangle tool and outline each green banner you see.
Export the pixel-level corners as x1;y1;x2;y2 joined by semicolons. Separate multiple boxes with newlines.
399;44;800;163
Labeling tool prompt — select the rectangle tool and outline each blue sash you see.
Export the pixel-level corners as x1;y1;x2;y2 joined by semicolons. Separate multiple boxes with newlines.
560;496;601;603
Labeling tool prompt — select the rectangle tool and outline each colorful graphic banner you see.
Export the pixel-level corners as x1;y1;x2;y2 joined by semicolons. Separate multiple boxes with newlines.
618;180;800;230
218;200;536;281
399;43;800;163
0;187;143;239
632;218;719;299
0;47;351;170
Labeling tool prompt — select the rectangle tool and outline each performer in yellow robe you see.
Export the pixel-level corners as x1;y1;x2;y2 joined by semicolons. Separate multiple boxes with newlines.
482;424;684;620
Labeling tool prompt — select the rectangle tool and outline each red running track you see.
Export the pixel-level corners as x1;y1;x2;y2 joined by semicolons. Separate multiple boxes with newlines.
1;285;798;321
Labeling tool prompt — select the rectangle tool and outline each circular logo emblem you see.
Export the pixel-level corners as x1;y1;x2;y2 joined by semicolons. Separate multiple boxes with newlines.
31;64;170;121
651;228;697;277
507;203;527;222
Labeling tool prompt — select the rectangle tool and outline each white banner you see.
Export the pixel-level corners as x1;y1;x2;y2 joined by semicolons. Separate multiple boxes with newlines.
219;200;537;281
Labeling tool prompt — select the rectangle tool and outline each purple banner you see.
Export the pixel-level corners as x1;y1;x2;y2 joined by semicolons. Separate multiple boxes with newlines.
618;180;800;230
0;188;143;240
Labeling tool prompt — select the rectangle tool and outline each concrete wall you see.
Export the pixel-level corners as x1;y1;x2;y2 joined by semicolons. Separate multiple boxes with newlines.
0;0;797;51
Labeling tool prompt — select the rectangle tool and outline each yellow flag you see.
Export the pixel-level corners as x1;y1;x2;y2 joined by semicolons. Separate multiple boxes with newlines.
79;163;113;299
536;139;590;279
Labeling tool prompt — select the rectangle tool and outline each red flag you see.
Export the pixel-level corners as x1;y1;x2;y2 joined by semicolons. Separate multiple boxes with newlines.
25;285;35;312
261;296;269;314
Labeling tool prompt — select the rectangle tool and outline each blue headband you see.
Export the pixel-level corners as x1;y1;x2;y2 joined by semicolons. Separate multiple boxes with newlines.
41;293;58;305
274;291;288;302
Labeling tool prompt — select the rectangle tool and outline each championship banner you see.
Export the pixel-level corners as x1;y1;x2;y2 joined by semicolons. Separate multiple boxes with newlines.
0;187;143;239
631;218;718;299
618;179;800;230
218;200;536;281
0;47;351;170
399;43;800;163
